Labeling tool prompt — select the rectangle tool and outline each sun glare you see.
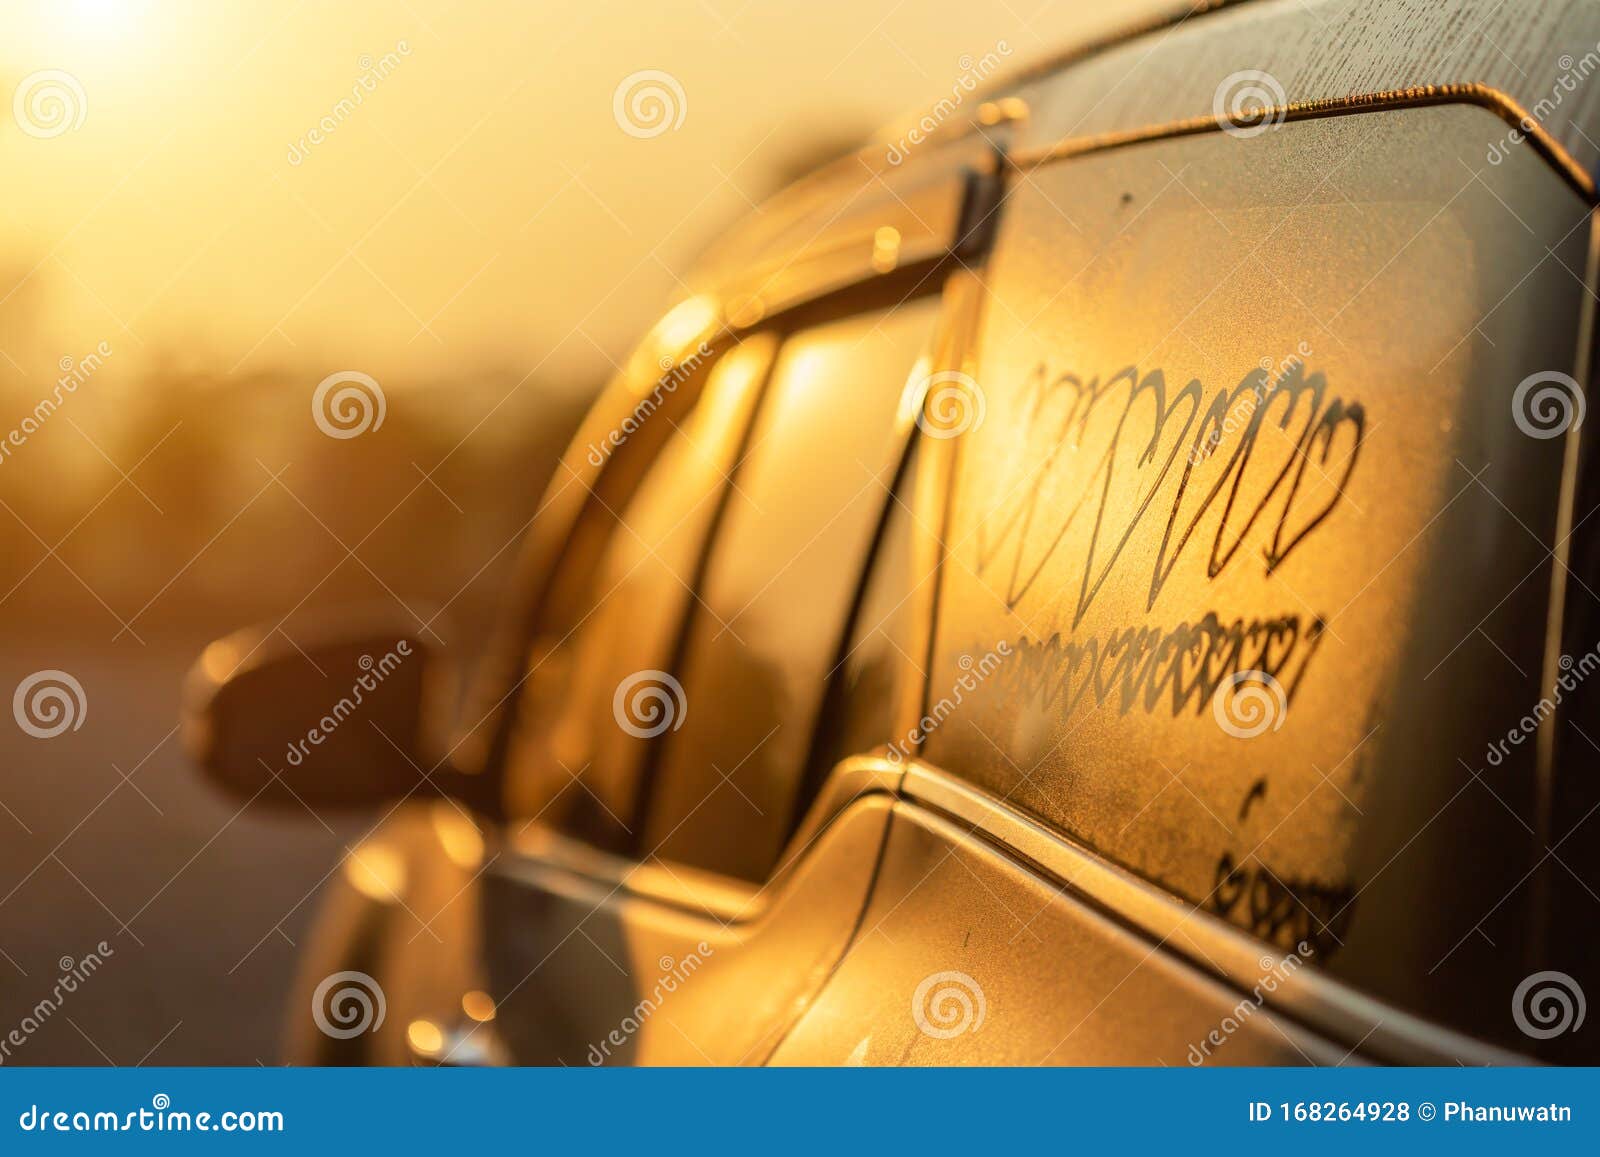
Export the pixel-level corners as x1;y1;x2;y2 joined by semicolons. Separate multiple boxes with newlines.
59;0;147;43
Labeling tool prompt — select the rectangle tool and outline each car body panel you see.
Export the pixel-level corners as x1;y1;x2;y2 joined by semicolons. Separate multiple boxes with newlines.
768;800;1345;1066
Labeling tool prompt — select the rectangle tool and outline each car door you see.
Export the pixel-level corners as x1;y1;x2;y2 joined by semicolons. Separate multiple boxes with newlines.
768;10;1600;1065
309;133;1002;1067
479;296;947;1066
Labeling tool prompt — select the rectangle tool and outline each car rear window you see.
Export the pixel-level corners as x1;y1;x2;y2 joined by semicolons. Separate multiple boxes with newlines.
919;103;1591;1049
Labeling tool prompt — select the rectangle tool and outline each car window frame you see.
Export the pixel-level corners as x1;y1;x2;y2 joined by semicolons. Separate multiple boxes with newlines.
458;139;1003;809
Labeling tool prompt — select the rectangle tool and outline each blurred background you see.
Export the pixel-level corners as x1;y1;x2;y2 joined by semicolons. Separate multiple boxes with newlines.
0;0;1165;1064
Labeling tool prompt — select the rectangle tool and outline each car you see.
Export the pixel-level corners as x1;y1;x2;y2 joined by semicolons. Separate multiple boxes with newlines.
183;0;1600;1065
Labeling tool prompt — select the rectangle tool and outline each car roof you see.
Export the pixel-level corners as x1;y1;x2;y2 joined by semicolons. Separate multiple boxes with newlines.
686;0;1600;312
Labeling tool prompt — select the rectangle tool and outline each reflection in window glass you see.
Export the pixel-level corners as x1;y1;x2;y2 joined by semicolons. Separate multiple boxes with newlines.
806;450;916;787
642;298;940;881
502;336;775;846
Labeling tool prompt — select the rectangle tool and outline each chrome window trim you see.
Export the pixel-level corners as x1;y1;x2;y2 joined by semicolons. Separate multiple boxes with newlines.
493;746;1532;1064
495;754;903;925
1004;87;1595;202
885;0;1600;201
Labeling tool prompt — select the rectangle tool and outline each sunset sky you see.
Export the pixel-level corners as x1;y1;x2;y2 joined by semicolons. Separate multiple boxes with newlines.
0;0;1158;398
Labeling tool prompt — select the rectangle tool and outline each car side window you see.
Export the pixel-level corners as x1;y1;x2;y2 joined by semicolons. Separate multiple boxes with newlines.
501;335;777;848
917;103;1593;1053
803;442;919;786
638;297;942;881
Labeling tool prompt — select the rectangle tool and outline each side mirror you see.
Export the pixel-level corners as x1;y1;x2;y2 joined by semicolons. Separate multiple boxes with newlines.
182;606;493;813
